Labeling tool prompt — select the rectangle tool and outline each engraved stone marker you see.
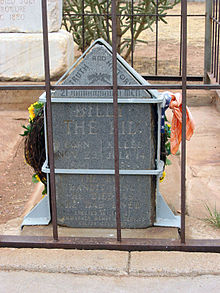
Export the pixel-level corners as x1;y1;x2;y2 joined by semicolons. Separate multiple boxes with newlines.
0;0;74;81
49;40;159;228
0;0;62;33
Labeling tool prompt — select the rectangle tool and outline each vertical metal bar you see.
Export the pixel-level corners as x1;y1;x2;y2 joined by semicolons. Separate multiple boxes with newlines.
155;0;159;75
111;0;122;242
216;0;220;81
82;0;85;52
179;15;183;76
204;0;213;82
211;0;215;73
107;0;110;42
219;0;220;83
41;0;58;240
180;0;187;244
131;0;134;67
214;0;218;78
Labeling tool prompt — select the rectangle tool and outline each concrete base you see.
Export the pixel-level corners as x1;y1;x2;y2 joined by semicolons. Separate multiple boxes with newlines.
0;30;74;81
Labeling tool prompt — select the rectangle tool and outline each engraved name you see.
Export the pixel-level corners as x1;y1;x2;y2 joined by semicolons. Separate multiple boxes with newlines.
0;0;36;21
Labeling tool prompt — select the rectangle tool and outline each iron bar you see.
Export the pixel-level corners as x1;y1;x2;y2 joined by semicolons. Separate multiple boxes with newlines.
82;0;85;52
0;236;219;252
41;0;58;241
112;0;122;242
179;15;182;76
142;75;203;81
4;83;220;91
64;13;205;18
204;0;212;83
180;0;187;244
155;0;159;75
211;0;215;73
216;0;220;81
131;0;134;67
107;0;110;42
0;85;46;90
214;0;218;77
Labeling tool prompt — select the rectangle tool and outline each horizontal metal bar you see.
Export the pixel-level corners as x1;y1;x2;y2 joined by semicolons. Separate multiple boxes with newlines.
0;85;46;91
41;98;163;104
44;169;163;175
64;13;205;18
143;75;203;82
2;84;220;91
42;167;163;176
0;235;219;252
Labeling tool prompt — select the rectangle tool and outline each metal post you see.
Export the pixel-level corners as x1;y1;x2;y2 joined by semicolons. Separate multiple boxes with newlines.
112;0;122;242
82;0;85;52
204;0;213;83
155;0;159;75
131;0;134;67
41;0;58;241
180;0;187;244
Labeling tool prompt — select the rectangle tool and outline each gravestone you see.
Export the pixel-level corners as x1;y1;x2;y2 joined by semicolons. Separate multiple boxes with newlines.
0;0;74;80
0;0;62;33
45;40;159;228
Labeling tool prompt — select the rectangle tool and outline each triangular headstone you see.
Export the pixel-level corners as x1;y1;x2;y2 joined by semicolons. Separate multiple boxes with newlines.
48;39;158;228
53;39;157;99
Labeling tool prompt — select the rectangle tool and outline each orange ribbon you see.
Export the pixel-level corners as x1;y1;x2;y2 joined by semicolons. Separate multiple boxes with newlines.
169;93;195;155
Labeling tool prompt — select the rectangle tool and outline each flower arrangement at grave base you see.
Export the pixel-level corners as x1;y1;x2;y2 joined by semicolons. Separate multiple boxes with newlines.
160;121;172;183
21;101;47;196
159;92;195;183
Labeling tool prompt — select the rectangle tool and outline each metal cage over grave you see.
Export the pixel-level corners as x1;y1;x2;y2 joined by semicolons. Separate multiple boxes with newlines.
0;0;220;251
22;39;180;230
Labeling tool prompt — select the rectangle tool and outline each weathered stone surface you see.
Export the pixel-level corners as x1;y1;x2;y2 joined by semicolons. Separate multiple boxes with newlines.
0;30;74;81
51;41;157;228
54;44;156;98
0;0;62;33
129;251;220;276
56;175;155;228
0;248;129;275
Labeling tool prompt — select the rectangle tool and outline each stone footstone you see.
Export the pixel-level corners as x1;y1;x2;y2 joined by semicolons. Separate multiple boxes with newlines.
0;30;74;81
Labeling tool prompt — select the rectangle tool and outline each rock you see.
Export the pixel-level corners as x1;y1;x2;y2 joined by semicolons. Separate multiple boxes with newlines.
0;30;74;81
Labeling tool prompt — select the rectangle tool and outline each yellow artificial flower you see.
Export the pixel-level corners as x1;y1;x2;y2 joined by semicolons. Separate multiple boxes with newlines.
160;171;166;183
35;174;41;182
167;123;171;128
28;104;35;121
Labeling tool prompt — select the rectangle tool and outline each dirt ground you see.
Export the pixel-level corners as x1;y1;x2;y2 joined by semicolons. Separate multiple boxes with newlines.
0;111;34;224
132;2;206;76
0;3;219;239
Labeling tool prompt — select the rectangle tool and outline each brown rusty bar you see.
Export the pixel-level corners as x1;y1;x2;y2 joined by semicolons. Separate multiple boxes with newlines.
179;15;182;76
112;0;122;242
41;0;58;241
214;0;218;78
180;0;187;244
65;13;205;18
155;0;159;75
0;235;219;252
51;84;220;90
211;0;216;73
82;0;85;52
131;0;134;67
216;0;220;81
2;83;220;92
106;0;110;42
